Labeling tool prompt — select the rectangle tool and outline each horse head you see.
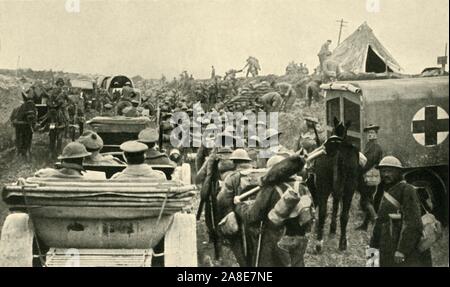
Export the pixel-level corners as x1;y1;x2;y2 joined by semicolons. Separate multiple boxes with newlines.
332;117;351;139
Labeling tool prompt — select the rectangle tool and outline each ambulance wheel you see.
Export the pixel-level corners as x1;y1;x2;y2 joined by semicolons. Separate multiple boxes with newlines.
405;169;448;226
164;213;197;267
0;213;34;267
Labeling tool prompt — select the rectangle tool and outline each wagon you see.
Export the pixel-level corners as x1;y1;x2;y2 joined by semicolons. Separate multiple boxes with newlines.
0;173;197;267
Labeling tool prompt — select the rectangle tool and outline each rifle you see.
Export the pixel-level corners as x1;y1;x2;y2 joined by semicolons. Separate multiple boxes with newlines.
312;122;321;147
196;148;221;259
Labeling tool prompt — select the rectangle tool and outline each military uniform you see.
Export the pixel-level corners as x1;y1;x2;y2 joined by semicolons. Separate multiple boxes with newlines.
259;92;282;112
370;180;432;267
145;149;176;166
110;141;167;181
111;163;167;180
34;142;91;179
137;128;176;167
357;125;384;230
216;162;255;267
77;131;123;165
235;179;311;267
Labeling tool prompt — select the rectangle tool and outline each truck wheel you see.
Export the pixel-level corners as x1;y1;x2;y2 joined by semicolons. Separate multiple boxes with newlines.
0;213;34;267
164;213;197;267
405;170;448;225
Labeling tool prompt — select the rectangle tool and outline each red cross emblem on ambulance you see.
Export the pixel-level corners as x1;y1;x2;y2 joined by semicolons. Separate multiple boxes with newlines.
411;105;449;147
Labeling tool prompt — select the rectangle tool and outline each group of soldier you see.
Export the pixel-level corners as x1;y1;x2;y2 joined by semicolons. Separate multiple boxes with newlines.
11;51;436;266
18;79;435;267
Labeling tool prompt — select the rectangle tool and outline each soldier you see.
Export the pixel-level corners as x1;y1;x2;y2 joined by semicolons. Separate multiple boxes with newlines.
67;89;85;138
258;128;284;166
77;131;124;165
369;156;432;267
216;149;255;266
34;142;91;179
196;131;236;185
356;124;384;231
110;141;167;180
244;56;261;78
103;103;115;117
121;82;134;100
124;99;141;117
211;65;216;79
234;154;313;266
322;58;342;83
296;117;320;154
169;148;182;166
305;78;322;107
49;78;70;124
318;40;332;70
256;92;283;113
137;128;176;166
275;82;297;111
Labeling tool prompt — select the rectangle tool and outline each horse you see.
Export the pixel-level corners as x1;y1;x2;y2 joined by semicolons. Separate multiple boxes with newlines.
313;117;360;251
39;104;67;159
9;93;37;159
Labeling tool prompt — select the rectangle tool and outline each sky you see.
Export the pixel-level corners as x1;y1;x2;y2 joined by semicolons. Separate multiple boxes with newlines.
0;0;448;79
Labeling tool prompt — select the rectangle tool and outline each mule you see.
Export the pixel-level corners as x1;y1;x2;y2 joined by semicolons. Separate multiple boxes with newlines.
10;94;37;159
313;117;360;251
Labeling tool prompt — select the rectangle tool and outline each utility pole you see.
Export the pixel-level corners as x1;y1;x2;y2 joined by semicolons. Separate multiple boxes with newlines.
437;43;448;74
336;19;348;46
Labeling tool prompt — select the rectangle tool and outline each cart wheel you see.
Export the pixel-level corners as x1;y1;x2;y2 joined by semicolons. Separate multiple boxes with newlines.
180;163;192;185
164;213;197;267
0;213;34;267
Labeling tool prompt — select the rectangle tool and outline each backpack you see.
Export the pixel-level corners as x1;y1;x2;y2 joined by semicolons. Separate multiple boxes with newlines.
269;180;315;227
383;189;443;252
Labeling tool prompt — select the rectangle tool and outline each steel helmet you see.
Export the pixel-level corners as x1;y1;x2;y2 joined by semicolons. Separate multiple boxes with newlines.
377;156;403;169
266;155;286;168
169;148;181;157
138;128;159;143
77;132;104;150
58;142;91;160
229;149;252;161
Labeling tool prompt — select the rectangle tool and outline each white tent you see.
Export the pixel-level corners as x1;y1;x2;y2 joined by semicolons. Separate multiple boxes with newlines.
329;22;402;74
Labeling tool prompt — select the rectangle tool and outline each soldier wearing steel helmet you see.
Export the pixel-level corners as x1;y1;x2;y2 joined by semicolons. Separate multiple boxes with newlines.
110;141;167;180
77;131;124;165
124;98;141;117
34;142;91;179
216;148;255;266
369;156;432;267
234;153;313;266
